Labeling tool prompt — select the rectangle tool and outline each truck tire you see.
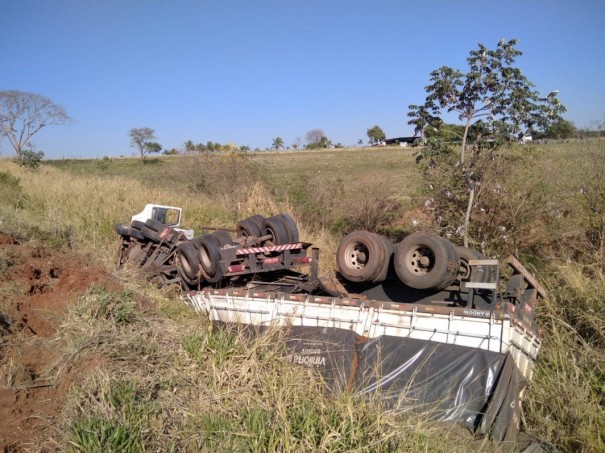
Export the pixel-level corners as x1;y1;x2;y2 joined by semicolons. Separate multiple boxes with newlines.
261;216;290;246
236;218;262;238
144;218;166;232
277;213;299;243
336;231;385;283
131;220;145;230
372;234;393;284
198;234;224;283
140;226;162;242
176;260;201;289
115;223;130;236
212;229;234;245
394;232;459;291
455;247;491;284
176;241;201;282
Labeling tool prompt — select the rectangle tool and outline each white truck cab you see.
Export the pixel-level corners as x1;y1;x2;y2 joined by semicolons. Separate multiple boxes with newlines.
131;204;194;239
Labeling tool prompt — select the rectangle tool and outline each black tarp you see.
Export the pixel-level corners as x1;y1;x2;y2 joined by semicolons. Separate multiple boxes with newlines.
216;323;527;443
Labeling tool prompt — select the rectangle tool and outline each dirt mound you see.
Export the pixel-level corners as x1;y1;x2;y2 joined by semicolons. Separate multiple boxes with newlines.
0;233;117;451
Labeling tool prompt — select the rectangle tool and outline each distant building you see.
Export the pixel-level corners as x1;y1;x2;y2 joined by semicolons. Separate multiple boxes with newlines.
383;136;421;147
520;135;533;144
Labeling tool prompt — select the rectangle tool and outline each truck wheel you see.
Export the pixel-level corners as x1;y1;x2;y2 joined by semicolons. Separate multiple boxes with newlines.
394;232;459;290
198;234;224;283
277;213;299;243
455;247;491;284
236;218;262;238
140;226;162;242
177;241;201;282
144;218;166;232
262;216;290;245
131;220;145;230
248;215;265;231
371;234;393;284
212;229;233;245
115;223;130;236
336;231;385;283
176;260;201;288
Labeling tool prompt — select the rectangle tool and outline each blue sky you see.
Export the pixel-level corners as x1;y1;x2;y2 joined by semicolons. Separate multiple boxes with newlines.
1;0;604;158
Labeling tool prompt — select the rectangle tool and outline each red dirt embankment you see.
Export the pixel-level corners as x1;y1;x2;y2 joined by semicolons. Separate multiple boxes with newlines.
0;233;116;451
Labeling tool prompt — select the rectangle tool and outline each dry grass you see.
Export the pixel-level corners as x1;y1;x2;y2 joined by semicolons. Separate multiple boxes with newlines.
51;286;482;452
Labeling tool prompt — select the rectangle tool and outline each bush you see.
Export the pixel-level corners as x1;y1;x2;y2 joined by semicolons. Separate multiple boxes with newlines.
169;151;263;217
18;149;44;170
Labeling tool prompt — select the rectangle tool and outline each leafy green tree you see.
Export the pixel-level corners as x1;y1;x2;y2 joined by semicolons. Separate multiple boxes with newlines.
272;137;284;150
19;148;44;170
0;90;72;161
543;119;576;139
145;142;162;155
129;127;159;165
408;39;565;247
184;140;195;153
367;125;386;144
306;135;332;149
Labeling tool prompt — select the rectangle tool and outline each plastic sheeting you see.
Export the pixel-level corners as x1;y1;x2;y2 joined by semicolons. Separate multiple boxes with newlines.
233;324;526;443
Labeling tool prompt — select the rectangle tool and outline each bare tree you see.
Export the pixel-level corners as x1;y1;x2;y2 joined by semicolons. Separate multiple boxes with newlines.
292;136;302;149
129;127;160;164
305;129;325;147
0;90;72;160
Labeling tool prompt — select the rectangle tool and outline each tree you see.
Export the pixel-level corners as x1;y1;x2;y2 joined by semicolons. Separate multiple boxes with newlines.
0;90;72;161
129;127;160;164
543;119;576;139
408;39;565;247
20;148;44;170
272;137;284;150
305;129;325;147
183;140;195;153
367;125;386;145
306;135;332;149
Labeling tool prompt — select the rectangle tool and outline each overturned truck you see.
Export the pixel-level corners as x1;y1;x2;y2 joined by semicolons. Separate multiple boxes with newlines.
116;204;547;443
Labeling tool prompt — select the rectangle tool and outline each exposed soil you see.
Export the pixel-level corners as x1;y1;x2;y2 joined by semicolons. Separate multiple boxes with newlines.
0;233;118;451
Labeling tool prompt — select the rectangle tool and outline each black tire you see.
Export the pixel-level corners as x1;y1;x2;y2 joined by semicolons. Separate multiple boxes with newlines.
198;234;224;283
140;225;162;242
394;232;460;291
261;216;290;245
248;215;265;231
131;220;145;230
212;229;233;245
371;234;393;284
115;223;130;236
176;261;200;288
277;213;300;243
236;218;262;238
144;218;166;232
176;241;201;282
336;231;385;283
128;228;145;241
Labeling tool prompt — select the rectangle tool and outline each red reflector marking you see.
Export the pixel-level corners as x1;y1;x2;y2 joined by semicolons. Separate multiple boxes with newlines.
293;257;312;264
264;257;280;265
227;264;245;272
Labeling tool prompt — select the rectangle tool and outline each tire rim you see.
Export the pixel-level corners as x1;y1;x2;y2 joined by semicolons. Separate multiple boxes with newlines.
344;241;369;270
404;245;435;275
457;259;472;280
199;247;212;270
179;254;192;274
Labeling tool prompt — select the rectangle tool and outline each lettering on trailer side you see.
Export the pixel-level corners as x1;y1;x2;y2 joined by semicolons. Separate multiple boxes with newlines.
287;354;327;367
463;309;491;317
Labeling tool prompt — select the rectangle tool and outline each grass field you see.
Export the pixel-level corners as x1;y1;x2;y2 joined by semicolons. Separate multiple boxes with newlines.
1;141;604;451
